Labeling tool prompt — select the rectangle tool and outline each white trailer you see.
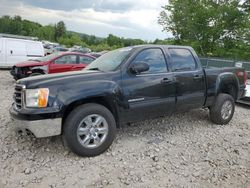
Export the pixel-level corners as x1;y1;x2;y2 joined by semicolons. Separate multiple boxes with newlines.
0;34;44;68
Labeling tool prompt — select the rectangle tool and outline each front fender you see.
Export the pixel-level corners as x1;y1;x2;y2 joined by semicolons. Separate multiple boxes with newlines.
55;80;123;111
30;65;48;73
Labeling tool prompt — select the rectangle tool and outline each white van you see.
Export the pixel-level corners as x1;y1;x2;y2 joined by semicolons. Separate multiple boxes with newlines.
0;34;44;68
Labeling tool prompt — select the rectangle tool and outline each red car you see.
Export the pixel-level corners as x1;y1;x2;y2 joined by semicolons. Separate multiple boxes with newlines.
10;52;96;80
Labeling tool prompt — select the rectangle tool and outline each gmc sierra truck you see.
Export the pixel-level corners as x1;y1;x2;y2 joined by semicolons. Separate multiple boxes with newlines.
10;45;247;157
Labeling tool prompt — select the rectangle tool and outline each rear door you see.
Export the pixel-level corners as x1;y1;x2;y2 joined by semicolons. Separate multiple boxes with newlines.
121;47;176;121
72;55;95;71
168;48;205;111
49;54;77;73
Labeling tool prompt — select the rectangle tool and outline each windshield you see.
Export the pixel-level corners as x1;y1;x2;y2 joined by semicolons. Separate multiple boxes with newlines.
85;47;132;72
31;52;61;62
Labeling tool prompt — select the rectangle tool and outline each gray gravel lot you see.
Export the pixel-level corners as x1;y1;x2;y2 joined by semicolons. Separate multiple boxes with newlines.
0;70;250;188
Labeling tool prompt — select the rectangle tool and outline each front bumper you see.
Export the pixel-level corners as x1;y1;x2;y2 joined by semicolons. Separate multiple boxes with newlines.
10;66;28;80
10;104;62;138
11;118;62;138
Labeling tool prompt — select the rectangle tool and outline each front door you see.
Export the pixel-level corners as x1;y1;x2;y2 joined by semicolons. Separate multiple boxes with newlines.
168;48;206;111
121;48;176;122
49;54;78;73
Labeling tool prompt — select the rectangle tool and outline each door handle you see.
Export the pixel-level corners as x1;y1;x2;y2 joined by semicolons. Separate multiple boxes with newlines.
193;74;203;80
161;78;172;84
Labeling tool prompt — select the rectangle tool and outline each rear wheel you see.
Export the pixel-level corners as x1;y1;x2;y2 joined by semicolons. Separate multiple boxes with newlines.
209;94;235;125
63;103;116;157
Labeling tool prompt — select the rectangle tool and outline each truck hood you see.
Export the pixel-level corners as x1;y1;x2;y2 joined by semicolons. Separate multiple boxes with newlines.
15;60;48;67
17;70;117;88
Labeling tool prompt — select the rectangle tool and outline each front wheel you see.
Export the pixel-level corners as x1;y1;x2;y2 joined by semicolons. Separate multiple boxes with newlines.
209;94;235;125
63;103;116;157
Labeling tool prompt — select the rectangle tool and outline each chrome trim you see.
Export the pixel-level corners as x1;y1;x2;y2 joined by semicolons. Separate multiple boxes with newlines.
128;98;145;102
12;118;62;138
77;114;109;149
14;84;26;110
15;84;26;89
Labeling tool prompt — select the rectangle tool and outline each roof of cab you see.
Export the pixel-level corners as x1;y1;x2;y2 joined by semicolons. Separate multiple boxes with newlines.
131;44;193;50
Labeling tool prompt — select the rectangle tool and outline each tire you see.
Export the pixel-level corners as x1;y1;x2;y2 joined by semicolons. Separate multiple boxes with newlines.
209;93;235;125
30;72;43;77
63;103;116;157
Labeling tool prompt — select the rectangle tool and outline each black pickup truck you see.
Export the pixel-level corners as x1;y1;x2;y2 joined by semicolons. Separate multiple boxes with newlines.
10;45;247;157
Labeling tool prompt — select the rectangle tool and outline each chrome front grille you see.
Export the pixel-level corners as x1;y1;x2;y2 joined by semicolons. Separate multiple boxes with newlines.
14;84;25;110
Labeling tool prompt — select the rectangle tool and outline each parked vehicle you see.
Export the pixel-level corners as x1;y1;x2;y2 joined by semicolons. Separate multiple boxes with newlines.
89;51;108;58
70;46;91;54
10;45;247;157
46;46;68;55
238;80;250;105
10;52;96;80
42;41;61;55
0;33;44;67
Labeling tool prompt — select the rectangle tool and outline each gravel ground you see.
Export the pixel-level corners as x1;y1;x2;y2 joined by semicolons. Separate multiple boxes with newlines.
0;70;250;188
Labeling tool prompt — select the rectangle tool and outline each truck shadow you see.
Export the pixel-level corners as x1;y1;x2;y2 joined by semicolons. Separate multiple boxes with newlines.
236;103;250;109
10;108;221;157
118;108;215;135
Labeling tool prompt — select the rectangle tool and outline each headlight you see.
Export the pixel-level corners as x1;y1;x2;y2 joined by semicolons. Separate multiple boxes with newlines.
25;88;49;108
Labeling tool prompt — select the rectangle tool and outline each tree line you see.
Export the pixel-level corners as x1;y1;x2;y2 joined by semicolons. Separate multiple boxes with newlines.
0;15;146;52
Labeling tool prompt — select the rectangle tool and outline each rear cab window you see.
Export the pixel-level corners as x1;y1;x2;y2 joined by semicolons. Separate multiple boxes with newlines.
169;48;197;71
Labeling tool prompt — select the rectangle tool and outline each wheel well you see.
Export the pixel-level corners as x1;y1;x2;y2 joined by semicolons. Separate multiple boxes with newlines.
62;97;119;128
31;69;45;74
220;84;237;101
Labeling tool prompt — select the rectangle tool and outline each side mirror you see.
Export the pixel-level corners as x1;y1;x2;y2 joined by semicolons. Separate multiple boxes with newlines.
129;62;149;74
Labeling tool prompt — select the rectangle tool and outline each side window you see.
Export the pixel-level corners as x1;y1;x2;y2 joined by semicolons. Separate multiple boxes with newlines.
54;55;77;64
169;48;196;71
131;48;167;74
79;56;94;64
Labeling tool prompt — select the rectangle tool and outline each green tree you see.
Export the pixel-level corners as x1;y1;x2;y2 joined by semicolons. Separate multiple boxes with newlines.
59;34;84;47
35;25;55;41
159;0;249;59
107;34;123;47
55;21;66;41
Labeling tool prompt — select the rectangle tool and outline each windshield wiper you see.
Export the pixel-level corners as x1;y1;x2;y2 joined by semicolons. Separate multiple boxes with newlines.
88;67;102;71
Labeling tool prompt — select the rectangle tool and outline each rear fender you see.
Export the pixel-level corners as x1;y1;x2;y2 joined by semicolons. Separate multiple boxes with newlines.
215;72;239;99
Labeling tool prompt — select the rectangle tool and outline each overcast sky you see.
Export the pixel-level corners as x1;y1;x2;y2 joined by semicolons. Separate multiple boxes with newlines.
0;0;171;41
